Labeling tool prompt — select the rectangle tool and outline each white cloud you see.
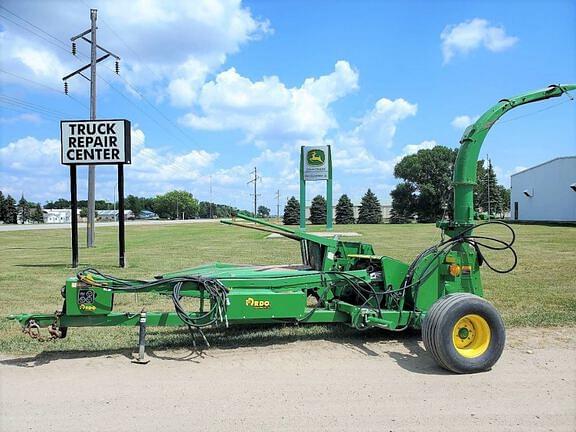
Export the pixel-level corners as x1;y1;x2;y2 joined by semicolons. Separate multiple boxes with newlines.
181;61;359;142
0;0;270;102
332;97;418;175
0;128;219;202
403;140;437;155
441;18;518;63
451;114;480;129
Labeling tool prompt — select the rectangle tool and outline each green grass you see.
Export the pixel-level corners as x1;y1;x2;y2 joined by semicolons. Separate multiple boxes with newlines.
0;222;574;354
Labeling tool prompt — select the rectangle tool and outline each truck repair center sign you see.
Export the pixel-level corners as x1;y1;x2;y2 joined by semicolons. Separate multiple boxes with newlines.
61;119;131;165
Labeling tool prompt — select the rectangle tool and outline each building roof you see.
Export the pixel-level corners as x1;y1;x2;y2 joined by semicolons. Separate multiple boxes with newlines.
511;156;576;177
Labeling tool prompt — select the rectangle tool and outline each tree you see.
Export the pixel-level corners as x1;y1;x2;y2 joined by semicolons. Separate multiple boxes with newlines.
309;195;326;225
151;190;199;219
257;205;270;218
0;191;6;222
283;196;300;225
393;146;457;223
44;198;71;209
476;159;501;217
4;195;18;224
32;203;44;223
495;185;510;218
125;195;146;216
390;182;417;223
357;189;382;224
18;195;31;224
335;194;354;224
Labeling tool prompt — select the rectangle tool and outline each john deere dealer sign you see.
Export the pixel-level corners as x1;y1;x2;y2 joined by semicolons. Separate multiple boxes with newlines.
61;119;131;165
303;146;329;181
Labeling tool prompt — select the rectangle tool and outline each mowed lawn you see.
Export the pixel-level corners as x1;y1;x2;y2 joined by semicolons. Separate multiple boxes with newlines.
0;222;574;354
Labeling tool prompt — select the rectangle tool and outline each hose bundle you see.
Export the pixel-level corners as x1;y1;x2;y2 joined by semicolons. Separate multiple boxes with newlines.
76;268;229;346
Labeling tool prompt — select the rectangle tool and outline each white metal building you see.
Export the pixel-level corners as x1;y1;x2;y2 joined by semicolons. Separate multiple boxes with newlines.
42;209;80;224
510;156;576;222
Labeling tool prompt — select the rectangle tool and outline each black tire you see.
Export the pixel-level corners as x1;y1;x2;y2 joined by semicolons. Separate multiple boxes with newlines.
422;293;505;374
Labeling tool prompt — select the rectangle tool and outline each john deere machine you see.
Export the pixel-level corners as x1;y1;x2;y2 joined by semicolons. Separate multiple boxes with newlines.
9;84;575;373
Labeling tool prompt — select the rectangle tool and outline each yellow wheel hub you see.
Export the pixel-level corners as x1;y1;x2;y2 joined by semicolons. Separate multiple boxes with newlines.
452;314;491;358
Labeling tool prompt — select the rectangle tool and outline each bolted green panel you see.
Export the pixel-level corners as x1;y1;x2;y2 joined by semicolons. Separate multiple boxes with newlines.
227;289;306;320
64;277;114;316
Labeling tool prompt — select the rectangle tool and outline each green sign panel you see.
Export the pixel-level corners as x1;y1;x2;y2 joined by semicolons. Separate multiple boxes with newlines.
300;145;333;230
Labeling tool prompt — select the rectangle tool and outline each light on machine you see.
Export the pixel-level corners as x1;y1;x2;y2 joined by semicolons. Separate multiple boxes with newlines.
449;264;462;277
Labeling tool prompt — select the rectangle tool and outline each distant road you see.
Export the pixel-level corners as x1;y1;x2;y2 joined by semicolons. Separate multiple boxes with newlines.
0;219;219;232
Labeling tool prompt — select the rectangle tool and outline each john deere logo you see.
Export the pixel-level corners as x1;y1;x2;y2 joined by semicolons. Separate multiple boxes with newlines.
307;149;325;166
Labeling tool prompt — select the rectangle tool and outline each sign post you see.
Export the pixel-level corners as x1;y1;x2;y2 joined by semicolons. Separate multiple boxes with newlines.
61;119;131;267
299;145;333;231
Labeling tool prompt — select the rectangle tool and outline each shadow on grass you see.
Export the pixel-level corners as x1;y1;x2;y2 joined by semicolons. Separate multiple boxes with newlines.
0;324;449;375
5;247;70;250
13;263;89;268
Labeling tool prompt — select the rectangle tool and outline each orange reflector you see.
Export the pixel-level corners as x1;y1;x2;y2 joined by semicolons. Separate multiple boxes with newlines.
449;264;461;277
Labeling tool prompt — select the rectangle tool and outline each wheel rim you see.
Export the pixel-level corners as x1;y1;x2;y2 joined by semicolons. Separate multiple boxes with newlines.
452;314;491;358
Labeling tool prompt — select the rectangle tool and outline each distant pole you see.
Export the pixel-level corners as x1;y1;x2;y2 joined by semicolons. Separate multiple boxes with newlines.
275;189;280;223
247;167;261;217
209;175;213;219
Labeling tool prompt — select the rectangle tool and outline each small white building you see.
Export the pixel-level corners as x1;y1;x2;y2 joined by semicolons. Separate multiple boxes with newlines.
43;209;79;224
510;156;576;222
96;210;135;221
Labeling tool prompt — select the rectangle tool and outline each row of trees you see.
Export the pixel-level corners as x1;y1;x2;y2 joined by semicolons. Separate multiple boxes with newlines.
118;191;238;220
390;146;511;223
0;191;44;224
282;189;383;225
41;191;238;221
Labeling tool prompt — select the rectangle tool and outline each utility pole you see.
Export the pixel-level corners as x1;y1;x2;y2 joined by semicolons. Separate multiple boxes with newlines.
275;189;280;223
209;175;213;219
247;167;261;217
63;9;120;248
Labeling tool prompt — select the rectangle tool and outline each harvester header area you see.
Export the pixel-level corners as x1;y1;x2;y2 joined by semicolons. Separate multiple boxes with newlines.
9;84;574;374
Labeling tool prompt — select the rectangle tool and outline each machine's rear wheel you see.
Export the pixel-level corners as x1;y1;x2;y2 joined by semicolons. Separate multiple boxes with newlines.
422;293;505;374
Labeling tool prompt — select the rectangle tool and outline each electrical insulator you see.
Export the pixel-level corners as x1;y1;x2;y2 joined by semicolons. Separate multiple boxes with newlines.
64;81;69;95
72;42;77;56
115;60;120;75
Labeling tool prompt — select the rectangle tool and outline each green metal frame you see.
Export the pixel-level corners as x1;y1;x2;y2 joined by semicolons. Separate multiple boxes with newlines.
9;84;575;343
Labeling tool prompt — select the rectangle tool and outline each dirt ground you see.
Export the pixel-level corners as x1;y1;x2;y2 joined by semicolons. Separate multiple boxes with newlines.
1;327;574;432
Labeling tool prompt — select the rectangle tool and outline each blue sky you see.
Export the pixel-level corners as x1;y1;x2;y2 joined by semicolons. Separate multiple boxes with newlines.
1;0;575;211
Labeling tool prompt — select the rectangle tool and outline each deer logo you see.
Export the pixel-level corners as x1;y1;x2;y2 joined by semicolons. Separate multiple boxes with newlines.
307;149;325;166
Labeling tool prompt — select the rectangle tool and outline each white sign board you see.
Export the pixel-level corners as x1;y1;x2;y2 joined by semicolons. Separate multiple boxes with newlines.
61;119;131;165
302;145;330;181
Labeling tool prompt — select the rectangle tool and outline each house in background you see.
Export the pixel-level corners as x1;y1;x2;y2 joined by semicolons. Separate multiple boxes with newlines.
96;210;135;221
43;209;80;224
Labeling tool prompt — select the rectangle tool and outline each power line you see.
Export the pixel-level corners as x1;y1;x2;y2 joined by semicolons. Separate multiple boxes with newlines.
0;13;71;54
0;5;70;47
0;68;88;109
0;94;78;117
0;103;62;121
2;6;206;152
